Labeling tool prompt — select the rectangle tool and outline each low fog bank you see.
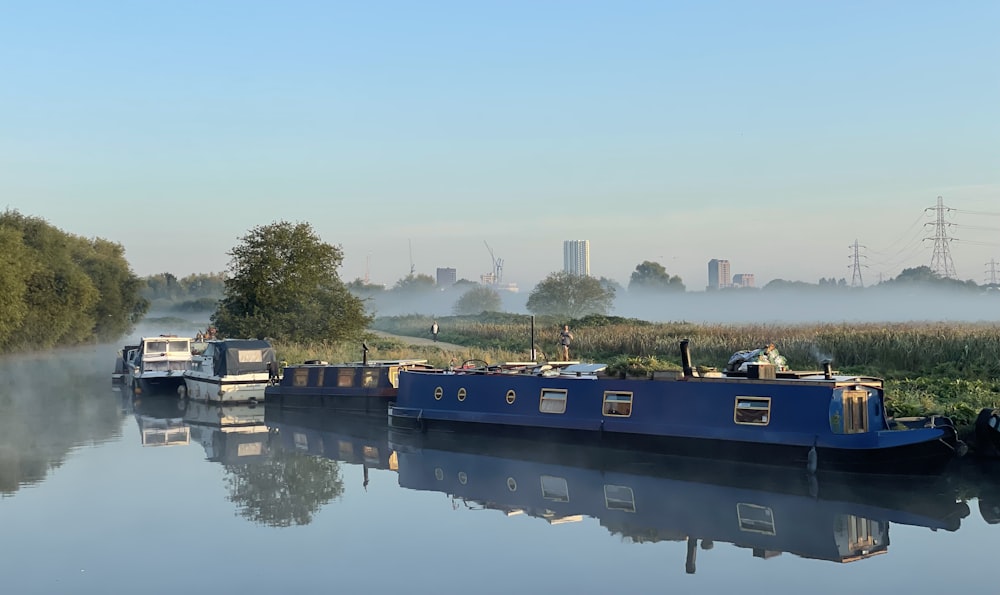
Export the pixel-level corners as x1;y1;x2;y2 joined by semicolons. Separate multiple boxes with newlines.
615;287;1000;324
364;286;999;324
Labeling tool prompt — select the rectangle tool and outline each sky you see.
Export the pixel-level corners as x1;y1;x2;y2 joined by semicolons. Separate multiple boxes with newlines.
2;1;998;291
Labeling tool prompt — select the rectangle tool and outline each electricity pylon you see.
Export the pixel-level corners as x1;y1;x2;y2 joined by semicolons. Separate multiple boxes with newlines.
924;196;956;279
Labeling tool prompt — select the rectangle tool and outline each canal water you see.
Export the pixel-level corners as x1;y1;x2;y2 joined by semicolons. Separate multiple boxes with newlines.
2;344;998;594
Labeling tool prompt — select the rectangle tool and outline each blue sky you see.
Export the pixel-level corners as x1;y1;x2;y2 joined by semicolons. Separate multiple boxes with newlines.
3;1;997;290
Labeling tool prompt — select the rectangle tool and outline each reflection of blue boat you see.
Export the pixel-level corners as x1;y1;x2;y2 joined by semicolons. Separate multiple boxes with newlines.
390;341;964;474
389;432;969;568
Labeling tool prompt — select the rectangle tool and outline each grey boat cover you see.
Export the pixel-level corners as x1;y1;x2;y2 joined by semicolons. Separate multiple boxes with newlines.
207;339;277;377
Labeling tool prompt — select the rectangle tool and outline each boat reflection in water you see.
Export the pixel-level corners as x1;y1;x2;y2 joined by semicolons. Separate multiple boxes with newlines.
265;406;396;489
182;400;269;463
132;394;190;447
388;432;970;569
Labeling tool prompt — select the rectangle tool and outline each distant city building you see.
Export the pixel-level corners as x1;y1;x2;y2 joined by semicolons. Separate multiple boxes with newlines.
732;273;755;288
436;267;456;287
563;240;591;276
707;259;731;290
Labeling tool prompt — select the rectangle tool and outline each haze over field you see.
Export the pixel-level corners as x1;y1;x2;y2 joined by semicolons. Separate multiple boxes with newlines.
3;2;997;292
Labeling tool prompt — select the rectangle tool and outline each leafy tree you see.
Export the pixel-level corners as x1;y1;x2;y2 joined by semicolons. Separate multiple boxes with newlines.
211;221;372;341
0;226;32;346
76;237;149;341
598;276;624;295
628;261;685;293
526;272;615;318
453;285;502;315
346;278;386;298
391;273;437;293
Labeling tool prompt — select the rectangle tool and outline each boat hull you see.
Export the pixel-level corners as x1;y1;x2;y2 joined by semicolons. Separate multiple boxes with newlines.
390;369;962;475
183;373;270;404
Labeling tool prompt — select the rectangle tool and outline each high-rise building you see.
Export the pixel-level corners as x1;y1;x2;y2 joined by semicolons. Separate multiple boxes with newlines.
563;240;591;276
732;273;755;288
707;259;731;290
436;267;456;287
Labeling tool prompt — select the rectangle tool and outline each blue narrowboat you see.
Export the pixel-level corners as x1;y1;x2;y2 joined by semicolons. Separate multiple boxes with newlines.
389;431;969;568
388;341;966;475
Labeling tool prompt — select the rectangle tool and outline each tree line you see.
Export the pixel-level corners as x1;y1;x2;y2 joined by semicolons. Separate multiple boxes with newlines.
0;210;148;353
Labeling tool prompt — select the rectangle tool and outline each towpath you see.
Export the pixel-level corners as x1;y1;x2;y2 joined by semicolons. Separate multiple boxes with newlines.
368;329;466;351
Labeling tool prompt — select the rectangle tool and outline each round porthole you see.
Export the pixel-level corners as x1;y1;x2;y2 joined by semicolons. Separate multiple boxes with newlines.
458;471;468;485
507;477;517;491
434;387;443;400
457;388;467;402
506;389;516;405
434;467;444;481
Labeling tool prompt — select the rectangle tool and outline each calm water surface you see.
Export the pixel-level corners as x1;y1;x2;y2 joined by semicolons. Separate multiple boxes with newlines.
2;345;999;594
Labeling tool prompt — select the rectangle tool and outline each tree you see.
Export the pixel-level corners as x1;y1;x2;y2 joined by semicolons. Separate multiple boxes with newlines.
628;261;685;293
526;272;615;318
211;221;372;342
391;273;437;293
453;285;502;315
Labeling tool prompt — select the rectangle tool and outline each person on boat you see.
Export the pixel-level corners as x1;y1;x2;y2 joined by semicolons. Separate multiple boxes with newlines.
559;325;573;360
431;321;439;342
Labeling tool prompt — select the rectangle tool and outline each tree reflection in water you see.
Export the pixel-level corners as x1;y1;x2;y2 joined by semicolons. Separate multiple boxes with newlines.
223;448;344;527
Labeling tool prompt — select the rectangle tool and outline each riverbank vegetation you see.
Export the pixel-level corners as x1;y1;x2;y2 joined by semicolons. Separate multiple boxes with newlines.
0;210;148;352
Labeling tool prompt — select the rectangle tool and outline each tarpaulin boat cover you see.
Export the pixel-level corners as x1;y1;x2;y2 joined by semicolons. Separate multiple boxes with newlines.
207;339;277;377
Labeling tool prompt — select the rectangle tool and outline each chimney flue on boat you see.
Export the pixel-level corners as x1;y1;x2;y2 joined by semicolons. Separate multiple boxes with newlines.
680;339;694;378
823;360;833;379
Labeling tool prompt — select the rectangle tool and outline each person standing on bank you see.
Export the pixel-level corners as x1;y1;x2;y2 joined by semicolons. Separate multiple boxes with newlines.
559;325;573;360
431;321;439;342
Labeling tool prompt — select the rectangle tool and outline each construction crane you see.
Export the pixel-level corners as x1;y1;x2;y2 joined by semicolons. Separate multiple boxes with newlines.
484;241;503;286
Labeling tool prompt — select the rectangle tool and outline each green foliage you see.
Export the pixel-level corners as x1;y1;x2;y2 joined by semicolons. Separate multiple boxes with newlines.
604;355;681;377
452;285;502;315
0;209;147;351
628;261;685;293
391;273;437;293
526;272;615;318
211;221;372;342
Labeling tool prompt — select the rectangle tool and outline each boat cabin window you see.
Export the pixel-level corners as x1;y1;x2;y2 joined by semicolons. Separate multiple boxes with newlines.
603;391;633;417
338;369;354;387
604;485;636;513
363;369;379;388
146;340;170;353
734;397;771;425
237;349;263;363
539;389;568;414
540;475;570;502
842;389;870;434
293;368;310;387
737;503;775;535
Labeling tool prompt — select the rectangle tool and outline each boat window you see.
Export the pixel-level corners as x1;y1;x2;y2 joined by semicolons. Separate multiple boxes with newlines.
389;366;400;388
293;432;308;450
539;389;568;414
293;368;309;387
339;440;353;457
737;503;775;535
842;389;869;434
603;391;633;417
363;369;379;388
168;340;190;353
146;340;169;353
363;445;379;464
604;485;636;512
237;349;263;363
734;397;771;425
540;475;569;502
338;369;354;387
